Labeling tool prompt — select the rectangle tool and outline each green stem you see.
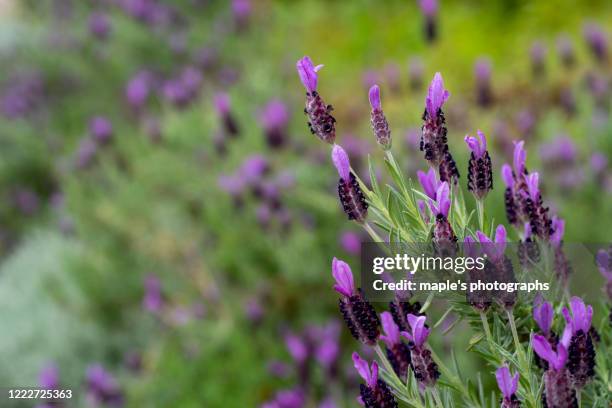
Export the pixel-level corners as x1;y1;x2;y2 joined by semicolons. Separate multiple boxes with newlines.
476;198;485;232
431;388;444;408
363;221;384;243
374;344;405;392
480;311;494;351
507;309;527;367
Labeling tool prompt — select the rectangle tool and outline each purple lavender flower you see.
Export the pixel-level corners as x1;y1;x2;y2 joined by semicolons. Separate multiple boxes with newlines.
496;365;520;408
232;0;252;30
89;116;113;144
13;188;40;216
529;41;546;77
421;73;458;184
419;0;438;43
532;334;577;408
380;312;411;381
143;274;163;313
583;23;608;63
340;231;361;255
368;85;391;149
428;182;457;253
259;100;290;148
556;35;575;68
285;332;308;365
533;298;554;336
352;353;397;408
89;12;111;40
465;130;493;199
417;167;440;200
1;72;43;119
125;71;151;111
86;364;124;407
261;388;305;408
476;225;516;309
214;92;240;137
474;58;493;107
400;314;439;386
332;145;368;223
75;137;98;169
297;56;336;144
408;57;424;90
562;297;596;388
39;363;59;389
332;258;379;345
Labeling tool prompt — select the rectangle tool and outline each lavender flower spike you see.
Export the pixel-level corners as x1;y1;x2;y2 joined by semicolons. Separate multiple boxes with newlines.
533;334;577;407
533;334;568;371
550;216;565;248
513;141;526;176
380;311;412;381
426;72;450;118
401;314;439;386
562;297;596;388
333;258;379;345
496;365;520;408
333;145;368;223
352;352;397;408
417;167;439;200
533;298;554;335
429;182;457;253
368;85;391;149
297;56;336;144
419;0;438;43
465;130;493;199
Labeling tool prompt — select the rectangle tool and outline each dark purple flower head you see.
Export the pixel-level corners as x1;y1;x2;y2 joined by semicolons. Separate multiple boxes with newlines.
232;0;252;21
368;85;382;110
332;144;351;182
258;100;289;131
400;314;430;347
296;56;323;93
464;130;487;159
379;311;401;348
495;365;519;400
550;216;565;247
39;363;59;389
285;332;308;364
476;225;507;262
583;23;608;61
513;140;526;176
89;116;113;144
532;334;568;371
332;257;355;297
501;164;514;189
419;0;438;17
533;296;554;335
562;297;593;335
427;182;450;218
352;352;378;389
425;72;449;117
89;12;111;40
417;167;440;200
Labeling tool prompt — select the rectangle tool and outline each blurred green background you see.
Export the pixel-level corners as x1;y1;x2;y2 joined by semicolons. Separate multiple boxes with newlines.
0;0;610;407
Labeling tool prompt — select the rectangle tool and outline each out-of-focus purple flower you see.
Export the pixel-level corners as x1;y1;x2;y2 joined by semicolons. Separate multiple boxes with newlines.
244;296;264;323
530;41;546;76
361;70;379;90
533;297;554;335
532;334;568;371
400;314;430;347
75;137;98;169
427;182;450;217
89;12;111;40
332;257;355;297
591;153;608;174
13;188;39;216
259;100;290;148
232;0;252;29
596;249;612;281
125;71;151;110
340;231;361;255
1;72;43;119
516;110;536;138
240;155;269;185
262;388;305;408
474;58;493;107
408;57;424;90
417;167;440;200
39;363;59;389
384;63;401;92
550;216;565;247
495;365;519;401
143;274;163;313
419;0;438;42
419;0;437;17
285;332;308;364
315;335;340;371
217;174;245;197
540;136;576;164
426;72;449;118
583;23;608;62
267;360;290;378
86;364;124;407
556;34;575;67
89;116;113;144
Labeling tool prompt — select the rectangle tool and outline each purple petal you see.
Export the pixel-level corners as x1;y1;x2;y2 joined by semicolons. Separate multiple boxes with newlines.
426;72;449;117
526;172;539;202
569;296;587;332
417;168;438;199
560;324;572;349
352;353;376;388
368;85;381;110
533;300;553;334
332;257;354;297
435;182;450;217
494;224;507;259
407;314;428;347
495;365;517;399
214;93;230;115
463;236;479;258
331;144;351;182
596;249;612;280
475;230;492;245
380;311;400;347
477;130;487;152
501;164;515;188
370;361;379;388
532;334;556;367
550;217;565;247
296;56;319;93
419;0;438;17
513;141;526;175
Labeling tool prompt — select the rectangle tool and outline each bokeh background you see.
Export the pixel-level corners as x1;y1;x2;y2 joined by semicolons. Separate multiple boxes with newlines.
0;0;610;407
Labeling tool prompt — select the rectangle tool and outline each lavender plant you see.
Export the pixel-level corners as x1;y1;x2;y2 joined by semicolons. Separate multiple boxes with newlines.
296;56;612;408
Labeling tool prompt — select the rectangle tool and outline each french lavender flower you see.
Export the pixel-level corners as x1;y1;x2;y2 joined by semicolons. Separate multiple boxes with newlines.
368;85;391;149
85;364;124;407
214;92;240;137
379;312;411;381
89;116;113;144
352;353;397;408
465;130;493;199
401;314;439;386
529;41;546;77
517;222;540;268
556;35;575;68
408;57;424;90
125;71;151;111
332;145;368;223
583;23;608;63
477;225;516;309
36;363;62;408
522;172;553;240
428;182;457;254
89;12;111;41
388;293;423;333
474;58;493;107
419;0;438;43
332;258;379;345
258;100;290;148
562;297;596;388
464;236;492;311
297;56;336;144
75;137;98;169
340;231;361;255
550;216;572;284
420;73;459;184
495;365;520;408
532;335;577;408
532;297;558;371
143;274;163;313
417;167;440;200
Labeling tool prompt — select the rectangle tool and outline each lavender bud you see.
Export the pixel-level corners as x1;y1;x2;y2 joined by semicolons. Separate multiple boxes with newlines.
297;56;336;144
332;145;368;223
474;58;493;107
583;23;608;63
368;85;391;149
89;12;111;40
530;41;546;77
380;312;411;381
556;35;575;68
89;116;113;144
465;130;493;199
496;365;520;408
353;353;398;408
419;0;438;43
563;297;596;388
